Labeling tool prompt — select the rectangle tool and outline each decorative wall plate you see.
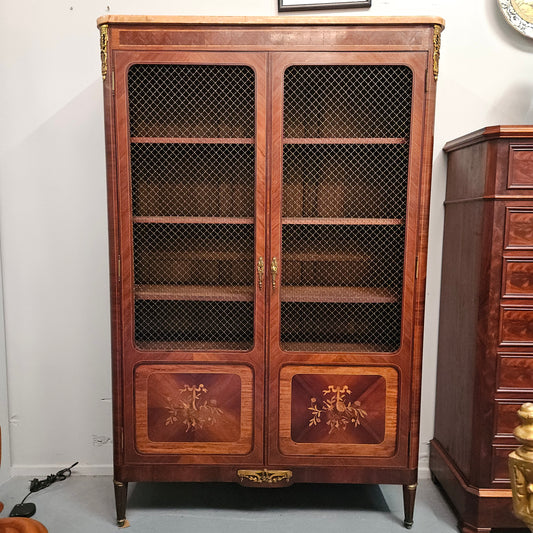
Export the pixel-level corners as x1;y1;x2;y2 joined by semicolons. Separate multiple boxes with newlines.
498;0;533;38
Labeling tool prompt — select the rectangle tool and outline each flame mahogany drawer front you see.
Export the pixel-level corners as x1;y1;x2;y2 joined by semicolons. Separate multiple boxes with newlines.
502;258;533;297
508;145;533;189
504;207;533;250
491;446;517;483
497;354;533;390
499;306;533;345
494;400;531;436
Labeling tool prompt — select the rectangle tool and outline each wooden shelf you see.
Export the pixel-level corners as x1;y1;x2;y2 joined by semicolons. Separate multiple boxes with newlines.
131;137;254;144
138;251;251;262
135;284;254;302
133;216;254;225
283;251;372;262
281;286;398;303
280;341;397;353
283;217;404;226
135;340;252;352
283;137;407;145
134;216;401;227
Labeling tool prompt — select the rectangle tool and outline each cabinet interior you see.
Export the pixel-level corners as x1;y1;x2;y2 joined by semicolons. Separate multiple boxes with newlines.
126;60;411;355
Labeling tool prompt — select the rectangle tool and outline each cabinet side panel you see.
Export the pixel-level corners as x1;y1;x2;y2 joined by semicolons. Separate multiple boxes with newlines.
444;142;489;201
433;156;487;479
101;29;126;474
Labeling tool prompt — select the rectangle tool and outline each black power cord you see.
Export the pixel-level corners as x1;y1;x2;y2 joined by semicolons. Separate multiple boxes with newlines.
10;461;78;518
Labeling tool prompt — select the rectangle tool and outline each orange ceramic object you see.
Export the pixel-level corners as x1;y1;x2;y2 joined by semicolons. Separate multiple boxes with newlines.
0;517;48;533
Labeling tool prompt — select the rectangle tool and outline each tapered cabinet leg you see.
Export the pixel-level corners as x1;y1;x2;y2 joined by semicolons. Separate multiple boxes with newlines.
402;483;417;529
113;480;129;527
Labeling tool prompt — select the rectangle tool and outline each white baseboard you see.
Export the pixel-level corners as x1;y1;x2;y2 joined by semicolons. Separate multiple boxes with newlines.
418;464;431;479
9;462;430;480
10;464;113;477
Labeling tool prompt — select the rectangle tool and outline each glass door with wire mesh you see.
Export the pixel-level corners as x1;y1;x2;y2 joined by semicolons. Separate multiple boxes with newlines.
276;61;413;355
268;53;423;462
123;60;265;354
114;53;268;459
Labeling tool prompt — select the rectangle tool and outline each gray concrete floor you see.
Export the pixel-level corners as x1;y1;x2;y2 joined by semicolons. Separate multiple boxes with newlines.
0;475;518;532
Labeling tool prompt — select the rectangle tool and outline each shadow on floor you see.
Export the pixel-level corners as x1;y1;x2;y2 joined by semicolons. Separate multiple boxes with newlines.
127;482;390;514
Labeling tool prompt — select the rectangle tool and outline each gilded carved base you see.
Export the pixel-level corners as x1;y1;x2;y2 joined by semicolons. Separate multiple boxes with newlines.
509;403;533;532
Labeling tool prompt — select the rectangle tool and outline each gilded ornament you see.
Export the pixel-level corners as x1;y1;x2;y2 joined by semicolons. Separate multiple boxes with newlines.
100;24;109;81
433;25;442;82
257;256;265;289
237;469;292;484
509;403;533;532
271;257;278;289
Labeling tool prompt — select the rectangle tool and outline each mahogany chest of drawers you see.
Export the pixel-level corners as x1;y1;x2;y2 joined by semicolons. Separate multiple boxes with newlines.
430;126;533;533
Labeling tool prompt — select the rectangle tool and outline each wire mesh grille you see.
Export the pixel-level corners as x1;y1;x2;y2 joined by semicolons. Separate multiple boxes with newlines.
135;300;254;349
128;63;256;351
128;64;255;138
284;65;412;138
281;302;402;351
131;143;255;217
280;64;412;353
134;224;254;285
282;225;405;289
280;224;405;351
133;223;255;350
282;143;409;219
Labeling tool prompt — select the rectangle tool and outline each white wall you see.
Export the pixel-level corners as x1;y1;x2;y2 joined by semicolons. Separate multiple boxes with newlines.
0;253;10;483
0;0;532;476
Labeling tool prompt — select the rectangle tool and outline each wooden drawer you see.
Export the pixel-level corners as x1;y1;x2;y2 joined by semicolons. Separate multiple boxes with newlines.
491;445;517;483
502;258;533;298
494;400;528;436
497;353;533;390
504;207;533;250
499;306;533;345
508;145;533;189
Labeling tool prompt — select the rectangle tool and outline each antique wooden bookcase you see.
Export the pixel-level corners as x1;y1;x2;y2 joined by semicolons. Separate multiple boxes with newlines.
98;15;443;527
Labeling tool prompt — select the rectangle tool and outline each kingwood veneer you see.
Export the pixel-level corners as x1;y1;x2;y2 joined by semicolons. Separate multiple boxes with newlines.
98;15;444;527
